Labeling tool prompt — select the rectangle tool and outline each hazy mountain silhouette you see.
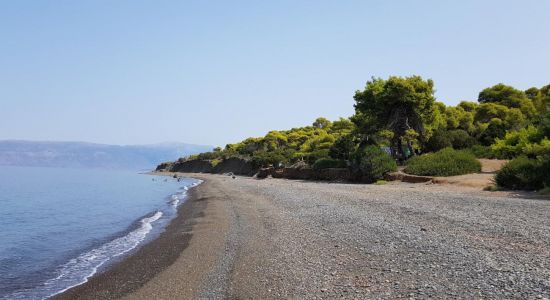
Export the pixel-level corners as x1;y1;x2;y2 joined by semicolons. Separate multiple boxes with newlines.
0;140;212;170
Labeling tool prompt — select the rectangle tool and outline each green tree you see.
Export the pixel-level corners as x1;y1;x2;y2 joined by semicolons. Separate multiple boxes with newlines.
445;106;461;129
478;83;536;117
530;84;550;113
474;102;510;123
263;131;288;151
329;117;355;136
425;129;452;152
295;130;335;164
447;129;477;149
329;134;356;160
525;87;540;100
478;118;507;146
540;111;550;137
457;101;478;112
312;117;332;129
353;76;436;158
428;102;448;131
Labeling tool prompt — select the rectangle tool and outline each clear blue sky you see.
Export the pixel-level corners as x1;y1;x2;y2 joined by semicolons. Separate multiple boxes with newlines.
1;1;549;146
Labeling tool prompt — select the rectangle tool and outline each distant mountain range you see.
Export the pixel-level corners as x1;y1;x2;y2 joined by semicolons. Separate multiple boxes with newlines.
0;140;213;170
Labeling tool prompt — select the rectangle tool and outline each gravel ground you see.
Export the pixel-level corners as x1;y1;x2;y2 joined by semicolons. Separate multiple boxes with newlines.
191;174;549;299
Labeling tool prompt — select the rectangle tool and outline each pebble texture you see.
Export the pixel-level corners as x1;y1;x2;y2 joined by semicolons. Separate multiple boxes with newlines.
195;175;550;299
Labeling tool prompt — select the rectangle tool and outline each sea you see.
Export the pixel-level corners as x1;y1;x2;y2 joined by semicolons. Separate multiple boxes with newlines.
0;165;200;299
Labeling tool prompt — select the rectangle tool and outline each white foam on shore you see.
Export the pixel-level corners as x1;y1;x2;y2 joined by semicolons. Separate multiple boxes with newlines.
46;211;163;298
170;190;188;208
5;211;163;300
3;178;203;300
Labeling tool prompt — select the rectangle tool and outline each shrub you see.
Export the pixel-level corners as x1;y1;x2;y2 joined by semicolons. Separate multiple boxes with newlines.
478;119;507;146
295;149;331;165
491;126;543;159
329;134;356;160
196;151;222;160
405;148;481;176
447;129;477;149
426;129;452;152
210;158;222;167
523;139;550;158
250;150;288;168
426;129;477;152
352;146;397;182
539;187;550;196
541;158;550;188
495;156;545;190
469;145;497;159
312;158;347;169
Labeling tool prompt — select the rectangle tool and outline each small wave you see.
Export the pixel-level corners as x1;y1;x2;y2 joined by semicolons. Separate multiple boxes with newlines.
3;179;203;300
47;211;163;297
48;211;163;297
5;211;163;300
169;191;187;208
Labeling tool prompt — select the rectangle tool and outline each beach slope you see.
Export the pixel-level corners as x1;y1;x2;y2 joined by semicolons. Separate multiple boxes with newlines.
58;174;550;299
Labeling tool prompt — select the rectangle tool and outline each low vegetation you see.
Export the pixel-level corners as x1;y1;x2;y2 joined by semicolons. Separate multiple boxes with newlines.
312;158;347;170
495;156;550;190
352;145;397;182
405;148;481;177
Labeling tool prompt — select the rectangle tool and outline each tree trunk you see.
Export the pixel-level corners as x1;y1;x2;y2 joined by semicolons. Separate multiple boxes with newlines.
407;141;415;157
397;138;404;161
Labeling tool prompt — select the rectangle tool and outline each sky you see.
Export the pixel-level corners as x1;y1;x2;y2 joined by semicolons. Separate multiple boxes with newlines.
1;1;549;147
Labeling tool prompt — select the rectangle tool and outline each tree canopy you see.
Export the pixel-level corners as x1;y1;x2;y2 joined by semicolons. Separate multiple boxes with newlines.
478;83;536;117
177;76;549;172
352;76;436;158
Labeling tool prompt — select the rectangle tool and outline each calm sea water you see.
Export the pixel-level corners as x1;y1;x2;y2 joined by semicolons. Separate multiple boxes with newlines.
0;166;199;299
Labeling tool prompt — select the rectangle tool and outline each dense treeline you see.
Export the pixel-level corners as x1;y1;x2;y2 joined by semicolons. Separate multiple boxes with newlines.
179;76;549;189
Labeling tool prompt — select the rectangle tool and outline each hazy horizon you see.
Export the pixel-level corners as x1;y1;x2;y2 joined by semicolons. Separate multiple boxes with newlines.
0;139;212;147
2;1;549;147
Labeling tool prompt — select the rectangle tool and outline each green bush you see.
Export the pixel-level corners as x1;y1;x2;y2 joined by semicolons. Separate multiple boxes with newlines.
295;149;331;165
523;139;550;158
495;156;545;190
447;129;477;149
478;119;507;146
195;151;222;160
469;145;497;159
426;129;477;152
250;150;289;168
353;146;397;182
405;148;481;176
491;126;544;159
312;158;347;169
541;158;550;188
426;129;452;152
329;134;356;160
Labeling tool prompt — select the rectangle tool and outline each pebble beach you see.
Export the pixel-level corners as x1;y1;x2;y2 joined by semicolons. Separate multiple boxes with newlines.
57;174;550;299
